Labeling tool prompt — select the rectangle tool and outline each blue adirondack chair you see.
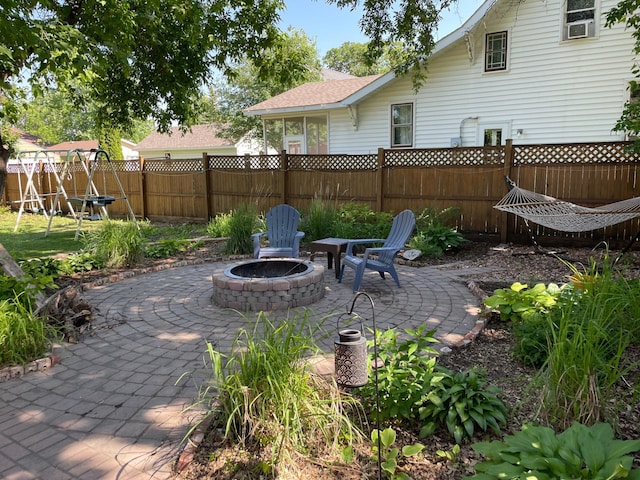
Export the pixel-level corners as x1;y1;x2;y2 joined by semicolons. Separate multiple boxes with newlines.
252;204;305;258
338;209;416;292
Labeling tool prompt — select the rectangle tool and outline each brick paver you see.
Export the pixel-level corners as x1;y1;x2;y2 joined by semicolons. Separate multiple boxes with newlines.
0;259;494;479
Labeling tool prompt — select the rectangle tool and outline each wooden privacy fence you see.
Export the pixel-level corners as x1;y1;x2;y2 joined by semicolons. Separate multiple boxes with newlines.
5;140;640;247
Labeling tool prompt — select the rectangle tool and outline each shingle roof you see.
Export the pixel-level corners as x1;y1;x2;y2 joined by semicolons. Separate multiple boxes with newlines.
245;75;382;113
135;124;235;150
48;140;99;151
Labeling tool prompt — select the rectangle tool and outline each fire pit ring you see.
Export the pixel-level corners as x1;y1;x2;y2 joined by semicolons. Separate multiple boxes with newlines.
211;259;325;311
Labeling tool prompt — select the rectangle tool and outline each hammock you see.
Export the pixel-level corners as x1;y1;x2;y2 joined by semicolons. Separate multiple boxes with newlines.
494;182;640;232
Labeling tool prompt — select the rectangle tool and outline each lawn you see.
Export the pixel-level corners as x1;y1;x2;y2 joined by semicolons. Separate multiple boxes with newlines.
0;208;102;261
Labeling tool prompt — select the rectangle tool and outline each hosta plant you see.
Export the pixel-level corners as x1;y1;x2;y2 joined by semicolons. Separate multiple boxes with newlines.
419;367;508;443
483;281;566;322
467;422;640;480
371;427;424;480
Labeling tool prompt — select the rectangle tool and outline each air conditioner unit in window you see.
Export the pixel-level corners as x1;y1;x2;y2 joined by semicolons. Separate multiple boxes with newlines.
567;20;592;40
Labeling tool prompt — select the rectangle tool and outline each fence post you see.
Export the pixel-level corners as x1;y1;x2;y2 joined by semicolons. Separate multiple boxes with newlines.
376;148;384;212
280;149;287;205
500;140;514;243
203;152;211;221
139;156;146;220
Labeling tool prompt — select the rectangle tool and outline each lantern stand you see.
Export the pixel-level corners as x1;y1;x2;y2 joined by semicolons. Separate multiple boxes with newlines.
334;291;382;480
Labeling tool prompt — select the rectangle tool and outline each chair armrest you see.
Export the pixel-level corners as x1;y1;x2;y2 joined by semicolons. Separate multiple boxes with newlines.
252;232;267;258
292;231;305;257
345;239;385;256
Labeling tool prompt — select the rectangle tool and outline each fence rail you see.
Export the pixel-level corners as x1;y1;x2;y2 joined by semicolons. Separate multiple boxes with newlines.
5;140;640;248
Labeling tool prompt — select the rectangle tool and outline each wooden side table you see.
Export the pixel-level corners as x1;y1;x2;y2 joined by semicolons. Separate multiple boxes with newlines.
309;238;349;278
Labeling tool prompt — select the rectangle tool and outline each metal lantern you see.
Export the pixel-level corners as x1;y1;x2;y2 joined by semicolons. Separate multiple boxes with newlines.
334;325;368;388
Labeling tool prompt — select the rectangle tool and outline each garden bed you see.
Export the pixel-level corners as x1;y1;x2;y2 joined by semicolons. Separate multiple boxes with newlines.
172;240;640;479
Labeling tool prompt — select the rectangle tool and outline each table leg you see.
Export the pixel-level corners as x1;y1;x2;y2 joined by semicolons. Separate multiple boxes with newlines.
334;249;342;279
327;251;333;270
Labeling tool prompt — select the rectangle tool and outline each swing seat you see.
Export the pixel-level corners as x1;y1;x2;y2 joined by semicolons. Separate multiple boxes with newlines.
68;196;116;207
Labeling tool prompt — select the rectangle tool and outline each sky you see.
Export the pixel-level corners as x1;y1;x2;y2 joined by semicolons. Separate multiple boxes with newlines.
278;0;486;57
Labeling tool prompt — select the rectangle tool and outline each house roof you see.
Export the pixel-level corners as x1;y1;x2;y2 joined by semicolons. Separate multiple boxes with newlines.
244;75;382;115
135;124;236;150
48;140;99;151
11;128;45;148
245;0;495;115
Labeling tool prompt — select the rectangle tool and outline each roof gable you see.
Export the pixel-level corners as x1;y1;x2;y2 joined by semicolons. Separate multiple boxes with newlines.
135;124;236;150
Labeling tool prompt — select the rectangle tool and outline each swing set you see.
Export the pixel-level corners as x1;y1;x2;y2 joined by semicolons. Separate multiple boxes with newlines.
12;148;136;239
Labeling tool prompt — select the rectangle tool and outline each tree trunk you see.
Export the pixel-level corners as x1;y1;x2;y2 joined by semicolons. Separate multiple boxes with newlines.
0;135;9;201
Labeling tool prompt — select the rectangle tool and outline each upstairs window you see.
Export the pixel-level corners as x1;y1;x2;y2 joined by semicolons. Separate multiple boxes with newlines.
485;31;507;72
564;0;596;40
391;103;413;148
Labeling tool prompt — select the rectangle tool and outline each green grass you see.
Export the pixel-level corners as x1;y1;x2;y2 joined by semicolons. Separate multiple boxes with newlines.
0;208;101;261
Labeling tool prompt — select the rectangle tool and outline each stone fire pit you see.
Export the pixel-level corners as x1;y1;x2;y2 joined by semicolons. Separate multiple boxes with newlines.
211;259;325;311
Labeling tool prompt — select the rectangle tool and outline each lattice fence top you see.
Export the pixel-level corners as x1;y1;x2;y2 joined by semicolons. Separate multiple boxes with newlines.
512;142;640;165
288;154;377;170
207;155;280;169
145;159;203;172
384;147;504;167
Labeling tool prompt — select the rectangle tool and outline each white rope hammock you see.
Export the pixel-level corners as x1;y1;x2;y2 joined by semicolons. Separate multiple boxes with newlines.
494;184;640;232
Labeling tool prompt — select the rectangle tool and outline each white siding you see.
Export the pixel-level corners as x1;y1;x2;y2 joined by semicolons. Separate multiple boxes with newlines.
325;0;636;153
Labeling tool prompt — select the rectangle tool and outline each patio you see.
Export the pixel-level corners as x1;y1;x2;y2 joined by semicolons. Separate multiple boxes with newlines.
0;259;493;479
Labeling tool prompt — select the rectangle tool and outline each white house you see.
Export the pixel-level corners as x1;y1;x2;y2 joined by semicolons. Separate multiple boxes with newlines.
135;124;266;160
245;0;637;154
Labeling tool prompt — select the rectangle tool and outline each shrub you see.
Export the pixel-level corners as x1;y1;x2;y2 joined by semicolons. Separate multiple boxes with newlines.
223;203;261;255
483;282;566;323
0;299;53;366
408;224;466;258
20;257;65;278
334;203;393;240
300;197;337;242
408;207;466;258
468;422;640;479
527;249;640;428
0;273;56;310
419;367;508;443
207;211;233;238
144;238;196;259
358;326;441;423
358;326;508;443
82;220;143;268
414;206;461;231
192;311;363;470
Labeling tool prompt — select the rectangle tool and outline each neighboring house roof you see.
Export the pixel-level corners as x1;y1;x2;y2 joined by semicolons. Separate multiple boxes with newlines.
48;140;99;151
11;128;45;149
245;75;382;115
135;124;236;150
321;68;356;80
246;0;495;115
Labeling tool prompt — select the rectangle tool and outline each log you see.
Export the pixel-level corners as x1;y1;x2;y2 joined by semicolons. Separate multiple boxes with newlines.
0;242;24;278
0;242;45;309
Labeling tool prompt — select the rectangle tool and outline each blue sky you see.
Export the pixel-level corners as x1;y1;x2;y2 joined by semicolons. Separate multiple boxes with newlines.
278;0;485;57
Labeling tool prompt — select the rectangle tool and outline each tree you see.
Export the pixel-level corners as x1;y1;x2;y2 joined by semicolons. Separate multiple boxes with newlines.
199;28;322;144
16;88;96;145
323;41;410;76
327;0;454;86
606;1;640;147
0;0;287;198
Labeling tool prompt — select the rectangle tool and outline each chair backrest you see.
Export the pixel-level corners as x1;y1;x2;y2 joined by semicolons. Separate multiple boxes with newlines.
265;204;301;248
379;209;416;263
